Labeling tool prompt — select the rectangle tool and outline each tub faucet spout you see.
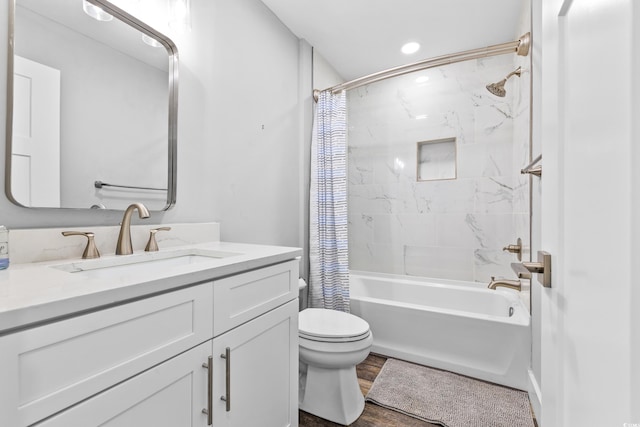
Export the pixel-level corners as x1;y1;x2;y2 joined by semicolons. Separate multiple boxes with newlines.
116;203;150;255
488;276;521;291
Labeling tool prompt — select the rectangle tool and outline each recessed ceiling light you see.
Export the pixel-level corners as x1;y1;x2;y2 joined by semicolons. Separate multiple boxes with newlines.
401;42;420;55
415;114;428;120
415;76;429;83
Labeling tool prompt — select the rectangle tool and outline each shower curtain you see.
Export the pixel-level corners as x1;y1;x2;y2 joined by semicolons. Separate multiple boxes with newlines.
309;90;350;312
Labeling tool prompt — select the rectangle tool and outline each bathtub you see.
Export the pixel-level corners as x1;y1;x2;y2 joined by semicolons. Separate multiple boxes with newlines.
349;271;530;390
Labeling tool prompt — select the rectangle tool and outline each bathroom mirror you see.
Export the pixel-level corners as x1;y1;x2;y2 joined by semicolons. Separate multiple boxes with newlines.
6;0;178;210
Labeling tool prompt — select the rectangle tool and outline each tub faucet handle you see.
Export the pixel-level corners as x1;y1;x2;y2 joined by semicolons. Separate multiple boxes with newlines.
62;231;100;259
502;237;522;261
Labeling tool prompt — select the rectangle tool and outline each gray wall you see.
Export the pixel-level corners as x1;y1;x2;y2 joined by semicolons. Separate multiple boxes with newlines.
0;0;304;254
207;0;302;249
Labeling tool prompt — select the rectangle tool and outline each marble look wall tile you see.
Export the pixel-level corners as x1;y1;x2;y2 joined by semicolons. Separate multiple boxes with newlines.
372;214;438;247
10;223;221;264
413;179;476;214
511;175;530;214
457;140;513;178
348;241;406;275
404;245;475;281
512;213;531;261
474;176;519;214
349;183;422;215
348;213;375;245
347;54;529;283
474;103;514;146
473;249;518;283
435;213;514;250
348;147;375;185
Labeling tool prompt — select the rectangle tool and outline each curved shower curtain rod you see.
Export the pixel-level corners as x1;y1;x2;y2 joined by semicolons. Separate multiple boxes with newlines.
313;32;530;101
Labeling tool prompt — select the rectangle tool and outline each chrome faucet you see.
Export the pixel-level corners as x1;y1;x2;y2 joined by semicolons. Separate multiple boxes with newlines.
488;276;522;291
116;203;150;255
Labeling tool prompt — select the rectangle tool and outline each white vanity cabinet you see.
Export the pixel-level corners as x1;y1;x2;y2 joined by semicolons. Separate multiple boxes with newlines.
31;341;212;427
211;261;299;427
0;259;299;427
212;300;298;427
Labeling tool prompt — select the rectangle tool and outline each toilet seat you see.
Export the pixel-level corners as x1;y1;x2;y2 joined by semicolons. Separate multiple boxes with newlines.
299;308;370;343
298;308;372;424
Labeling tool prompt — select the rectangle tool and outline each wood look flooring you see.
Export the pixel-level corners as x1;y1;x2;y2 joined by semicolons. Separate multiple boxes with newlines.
299;354;538;427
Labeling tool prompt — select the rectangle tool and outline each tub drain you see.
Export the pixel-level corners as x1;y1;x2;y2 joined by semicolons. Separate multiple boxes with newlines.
509;307;514;317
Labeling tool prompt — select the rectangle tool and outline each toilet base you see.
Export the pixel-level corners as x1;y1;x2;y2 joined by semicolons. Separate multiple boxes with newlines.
299;364;365;425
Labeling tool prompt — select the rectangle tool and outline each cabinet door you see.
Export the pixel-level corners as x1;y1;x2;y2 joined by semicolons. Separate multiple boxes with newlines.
33;342;213;427
212;300;298;427
0;284;213;426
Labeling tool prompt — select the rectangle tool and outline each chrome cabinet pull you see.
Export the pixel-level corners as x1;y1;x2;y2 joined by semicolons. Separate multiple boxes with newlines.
202;356;213;425
220;347;231;412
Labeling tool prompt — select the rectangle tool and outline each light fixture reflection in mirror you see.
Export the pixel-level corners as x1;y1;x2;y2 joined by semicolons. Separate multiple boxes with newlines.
142;34;163;48
82;0;113;21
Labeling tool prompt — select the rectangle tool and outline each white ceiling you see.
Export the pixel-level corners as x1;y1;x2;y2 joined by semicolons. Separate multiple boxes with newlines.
260;0;527;82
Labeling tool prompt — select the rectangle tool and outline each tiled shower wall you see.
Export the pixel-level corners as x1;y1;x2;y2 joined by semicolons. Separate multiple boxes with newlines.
347;54;530;282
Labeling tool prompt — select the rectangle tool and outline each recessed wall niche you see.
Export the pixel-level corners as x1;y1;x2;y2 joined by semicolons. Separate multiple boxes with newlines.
417;137;457;181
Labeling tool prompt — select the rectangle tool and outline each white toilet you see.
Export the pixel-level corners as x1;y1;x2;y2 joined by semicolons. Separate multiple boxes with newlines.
298;308;373;425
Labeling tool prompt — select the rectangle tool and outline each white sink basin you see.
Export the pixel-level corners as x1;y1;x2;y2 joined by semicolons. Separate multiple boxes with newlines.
50;248;242;280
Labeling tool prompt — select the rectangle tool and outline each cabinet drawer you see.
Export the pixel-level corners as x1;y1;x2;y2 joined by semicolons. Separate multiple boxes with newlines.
32;341;212;427
0;284;213;427
213;260;298;336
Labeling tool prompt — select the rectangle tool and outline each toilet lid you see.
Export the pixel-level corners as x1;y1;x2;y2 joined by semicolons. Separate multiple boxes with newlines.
299;308;370;343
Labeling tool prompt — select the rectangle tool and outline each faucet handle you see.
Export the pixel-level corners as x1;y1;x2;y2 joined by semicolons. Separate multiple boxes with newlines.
502;237;523;261
145;227;171;252
62;231;100;259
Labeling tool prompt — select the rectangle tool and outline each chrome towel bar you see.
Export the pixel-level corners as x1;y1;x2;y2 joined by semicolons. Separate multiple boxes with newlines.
94;180;167;191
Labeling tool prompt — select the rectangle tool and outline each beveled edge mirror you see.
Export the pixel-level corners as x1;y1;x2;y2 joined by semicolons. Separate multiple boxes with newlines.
5;0;178;211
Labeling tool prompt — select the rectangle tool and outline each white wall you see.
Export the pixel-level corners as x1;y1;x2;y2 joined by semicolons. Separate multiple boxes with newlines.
0;0;303;252
347;55;529;283
537;0;638;424
524;0;543;419
313;49;344;91
207;0;301;248
633;2;640;420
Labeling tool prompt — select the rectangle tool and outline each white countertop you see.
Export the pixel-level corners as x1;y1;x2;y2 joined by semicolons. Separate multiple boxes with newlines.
0;241;301;335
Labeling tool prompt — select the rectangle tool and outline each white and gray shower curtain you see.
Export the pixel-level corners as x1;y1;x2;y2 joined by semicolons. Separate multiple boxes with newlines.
309;90;350;312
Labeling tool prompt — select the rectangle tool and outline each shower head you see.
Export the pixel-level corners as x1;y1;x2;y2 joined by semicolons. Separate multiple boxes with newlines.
486;67;522;97
486;79;507;97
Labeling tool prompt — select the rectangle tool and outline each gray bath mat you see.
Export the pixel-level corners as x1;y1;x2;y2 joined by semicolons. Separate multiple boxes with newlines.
365;358;535;427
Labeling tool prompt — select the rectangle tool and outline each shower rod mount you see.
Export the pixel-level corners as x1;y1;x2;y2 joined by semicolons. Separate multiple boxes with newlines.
521;154;542;177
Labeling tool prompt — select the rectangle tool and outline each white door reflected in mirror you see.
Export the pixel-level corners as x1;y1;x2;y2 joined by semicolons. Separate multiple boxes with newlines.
11;55;61;208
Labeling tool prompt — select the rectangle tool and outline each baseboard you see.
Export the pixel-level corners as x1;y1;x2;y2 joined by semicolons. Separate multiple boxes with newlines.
527;369;542;425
